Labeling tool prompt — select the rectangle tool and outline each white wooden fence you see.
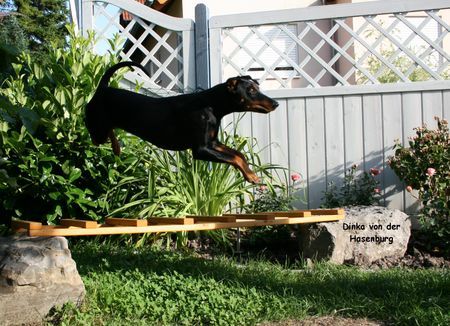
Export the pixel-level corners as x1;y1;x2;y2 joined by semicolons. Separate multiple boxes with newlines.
78;0;450;211
209;0;450;211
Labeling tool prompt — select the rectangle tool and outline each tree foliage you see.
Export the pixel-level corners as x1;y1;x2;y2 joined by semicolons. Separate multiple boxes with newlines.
0;0;69;61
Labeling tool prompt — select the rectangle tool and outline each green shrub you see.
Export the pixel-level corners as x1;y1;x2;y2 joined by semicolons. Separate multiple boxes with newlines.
0;27;146;224
389;117;449;252
322;164;381;208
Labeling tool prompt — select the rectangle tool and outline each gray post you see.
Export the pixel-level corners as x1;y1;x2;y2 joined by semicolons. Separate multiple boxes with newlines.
195;4;211;90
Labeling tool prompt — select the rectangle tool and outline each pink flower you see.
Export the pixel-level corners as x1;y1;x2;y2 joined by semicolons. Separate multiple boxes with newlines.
259;185;267;192
426;168;436;176
374;188;381;194
291;173;301;182
370;168;381;176
406;186;413;192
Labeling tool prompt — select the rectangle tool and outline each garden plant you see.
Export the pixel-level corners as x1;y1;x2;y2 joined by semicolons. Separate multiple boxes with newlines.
322;164;381;208
389;117;450;254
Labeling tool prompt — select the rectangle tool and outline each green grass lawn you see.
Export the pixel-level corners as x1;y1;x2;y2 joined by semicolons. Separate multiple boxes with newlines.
56;240;449;325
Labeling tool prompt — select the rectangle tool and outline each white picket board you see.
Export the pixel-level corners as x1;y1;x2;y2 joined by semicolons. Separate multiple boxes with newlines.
444;91;450;121
305;97;326;208
362;94;384;172
287;98;308;208
324;96;345;188
401;92;424;214
382;93;404;209
422;91;444;127
269;100;289;172
343;95;364;171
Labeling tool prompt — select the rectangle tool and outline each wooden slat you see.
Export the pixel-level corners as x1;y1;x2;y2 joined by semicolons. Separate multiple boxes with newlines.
11;220;43;230
60;219;99;229
148;217;194;225
26;214;344;237
105;218;148;227
310;209;345;215
266;211;312;217
223;213;275;220
188;215;236;223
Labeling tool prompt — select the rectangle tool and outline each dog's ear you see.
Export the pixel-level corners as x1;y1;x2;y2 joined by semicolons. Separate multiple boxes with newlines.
240;75;259;85
226;77;239;92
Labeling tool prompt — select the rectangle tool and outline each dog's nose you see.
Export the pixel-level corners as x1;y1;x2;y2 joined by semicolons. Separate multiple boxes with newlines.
273;100;279;108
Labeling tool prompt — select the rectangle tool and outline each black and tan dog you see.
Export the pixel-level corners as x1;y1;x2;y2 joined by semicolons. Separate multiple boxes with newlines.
85;61;278;183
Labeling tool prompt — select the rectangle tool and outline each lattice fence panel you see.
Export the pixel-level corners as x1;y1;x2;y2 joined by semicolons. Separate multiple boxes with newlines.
91;1;185;93
221;8;450;90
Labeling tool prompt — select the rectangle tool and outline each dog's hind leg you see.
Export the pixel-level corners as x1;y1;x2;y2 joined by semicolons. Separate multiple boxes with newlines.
109;130;121;155
85;101;111;145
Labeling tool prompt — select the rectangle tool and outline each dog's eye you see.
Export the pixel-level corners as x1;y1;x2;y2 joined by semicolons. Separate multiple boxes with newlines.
248;87;257;94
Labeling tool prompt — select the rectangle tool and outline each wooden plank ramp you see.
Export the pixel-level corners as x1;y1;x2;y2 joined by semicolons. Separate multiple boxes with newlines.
12;209;344;237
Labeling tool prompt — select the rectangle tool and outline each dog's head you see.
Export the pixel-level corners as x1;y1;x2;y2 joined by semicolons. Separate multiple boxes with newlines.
226;76;279;113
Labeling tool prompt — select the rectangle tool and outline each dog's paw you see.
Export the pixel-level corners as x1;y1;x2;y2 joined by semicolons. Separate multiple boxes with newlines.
245;172;260;184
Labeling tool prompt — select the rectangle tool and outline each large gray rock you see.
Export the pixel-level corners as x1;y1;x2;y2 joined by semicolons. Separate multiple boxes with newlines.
300;206;411;265
0;236;85;325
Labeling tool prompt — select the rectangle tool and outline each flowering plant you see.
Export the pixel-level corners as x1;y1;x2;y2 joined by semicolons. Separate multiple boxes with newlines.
389;117;449;252
245;173;304;213
322;164;381;208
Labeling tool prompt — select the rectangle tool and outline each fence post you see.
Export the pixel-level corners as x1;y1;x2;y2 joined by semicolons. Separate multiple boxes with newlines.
195;4;211;90
80;0;94;36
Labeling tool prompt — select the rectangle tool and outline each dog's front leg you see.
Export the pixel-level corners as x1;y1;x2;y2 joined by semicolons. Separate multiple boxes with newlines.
192;144;260;184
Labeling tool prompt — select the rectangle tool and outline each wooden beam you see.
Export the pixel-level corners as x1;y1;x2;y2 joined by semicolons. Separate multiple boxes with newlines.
310;209;345;215
223;213;275;220
105;218;148;227
60;219;99;228
265;211;312;217
148;217;194;225
11;220;43;230
188;215;236;223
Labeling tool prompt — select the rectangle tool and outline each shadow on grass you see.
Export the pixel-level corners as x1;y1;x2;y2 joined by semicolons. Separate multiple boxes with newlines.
70;239;450;325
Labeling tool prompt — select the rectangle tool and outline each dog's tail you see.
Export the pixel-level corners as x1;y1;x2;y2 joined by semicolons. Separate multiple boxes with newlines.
97;61;148;89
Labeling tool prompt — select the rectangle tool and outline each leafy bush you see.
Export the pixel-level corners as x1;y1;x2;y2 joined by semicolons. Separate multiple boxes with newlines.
245;172;304;213
322;165;381;208
0;27;145;224
389;117;449;252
